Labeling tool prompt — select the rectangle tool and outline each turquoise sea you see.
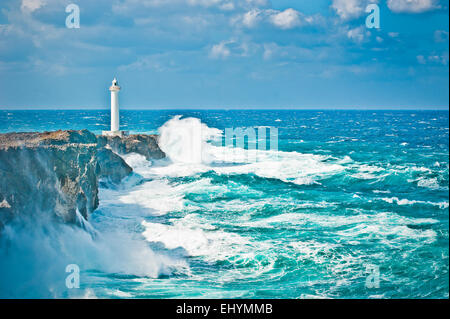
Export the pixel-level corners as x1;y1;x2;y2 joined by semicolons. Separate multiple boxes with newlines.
0;110;448;298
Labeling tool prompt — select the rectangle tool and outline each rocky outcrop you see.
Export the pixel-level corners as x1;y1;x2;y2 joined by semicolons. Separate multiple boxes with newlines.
0;130;165;229
97;134;165;161
97;147;132;184
0;130;99;226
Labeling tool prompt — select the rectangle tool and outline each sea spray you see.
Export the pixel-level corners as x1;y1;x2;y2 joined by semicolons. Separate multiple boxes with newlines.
158;115;222;164
155;115;345;184
0;213;185;298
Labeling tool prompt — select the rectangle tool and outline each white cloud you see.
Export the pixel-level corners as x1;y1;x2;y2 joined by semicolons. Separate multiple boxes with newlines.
269;8;301;29
237;8;308;30
187;0;223;7
220;2;235;11
331;0;378;20
210;40;233;59
417;53;449;65
242;9;262;28
387;0;440;13
388;32;400;38
434;30;449;43
347;26;369;43
21;0;46;13
115;0;267;11
209;38;258;59
417;54;427;64
245;0;268;6
263;43;276;60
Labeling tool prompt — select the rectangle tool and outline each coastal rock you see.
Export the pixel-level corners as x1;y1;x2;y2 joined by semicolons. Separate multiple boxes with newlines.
0;129;165;229
97;134;166;161
0;130;99;225
97;147;132;183
0;129;98;147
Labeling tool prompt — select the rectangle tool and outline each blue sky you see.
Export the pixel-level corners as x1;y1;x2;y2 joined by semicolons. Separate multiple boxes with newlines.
0;0;448;109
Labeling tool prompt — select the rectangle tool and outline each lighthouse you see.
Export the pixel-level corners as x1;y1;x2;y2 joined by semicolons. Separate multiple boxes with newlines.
110;77;120;132
103;78;128;137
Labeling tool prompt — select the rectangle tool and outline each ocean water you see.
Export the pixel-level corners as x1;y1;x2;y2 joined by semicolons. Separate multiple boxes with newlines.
0;110;448;299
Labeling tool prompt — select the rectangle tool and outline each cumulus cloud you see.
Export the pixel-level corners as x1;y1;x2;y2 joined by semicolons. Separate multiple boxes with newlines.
269;8;301;29
237;8;311;30
417;53;449;65
210;40;233;59
242;9;262;28
347;26;369;43
209;38;258;59
21;0;46;13
434;30;449;43
387;0;440;13
331;0;378;20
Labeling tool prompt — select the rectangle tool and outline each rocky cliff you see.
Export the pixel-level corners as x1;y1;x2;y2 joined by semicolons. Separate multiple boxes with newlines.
0;130;165;230
97;134;165;161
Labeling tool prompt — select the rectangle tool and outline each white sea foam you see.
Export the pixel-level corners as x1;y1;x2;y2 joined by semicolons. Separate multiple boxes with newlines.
158;115;222;164
107;289;133;298
142;215;257;263
373;190;391;194
98;176;224;217
380;197;449;209
123;153;153;171
141;215;282;283
350;164;387;180
155;116;347;185
416;177;441;189
0;217;186;298
114;180;185;215
237;210;439;231
336;224;437;244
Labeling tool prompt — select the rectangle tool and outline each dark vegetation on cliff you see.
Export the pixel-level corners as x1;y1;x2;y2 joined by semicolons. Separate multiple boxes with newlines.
0;130;165;230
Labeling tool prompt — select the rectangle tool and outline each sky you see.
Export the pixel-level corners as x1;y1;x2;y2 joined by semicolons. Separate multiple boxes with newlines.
0;0;448;109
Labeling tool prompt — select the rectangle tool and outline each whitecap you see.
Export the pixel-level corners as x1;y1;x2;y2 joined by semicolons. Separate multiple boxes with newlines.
380;197;448;209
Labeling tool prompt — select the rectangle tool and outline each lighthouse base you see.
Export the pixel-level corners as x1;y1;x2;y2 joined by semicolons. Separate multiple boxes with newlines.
102;130;129;138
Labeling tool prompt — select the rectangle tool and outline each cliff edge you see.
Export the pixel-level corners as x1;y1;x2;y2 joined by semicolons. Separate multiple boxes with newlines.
0;130;165;230
97;134;165;161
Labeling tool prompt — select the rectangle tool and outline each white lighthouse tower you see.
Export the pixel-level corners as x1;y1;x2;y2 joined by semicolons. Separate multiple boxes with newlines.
103;77;128;137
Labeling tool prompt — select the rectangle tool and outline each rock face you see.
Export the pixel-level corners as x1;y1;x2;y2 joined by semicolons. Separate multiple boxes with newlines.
0;130;99;226
97;148;132;184
97;134;165;161
0;130;165;229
